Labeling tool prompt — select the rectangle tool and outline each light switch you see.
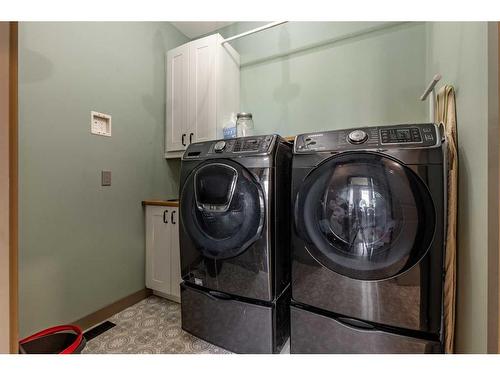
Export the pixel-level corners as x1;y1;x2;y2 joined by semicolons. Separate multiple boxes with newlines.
101;171;112;186
91;111;112;137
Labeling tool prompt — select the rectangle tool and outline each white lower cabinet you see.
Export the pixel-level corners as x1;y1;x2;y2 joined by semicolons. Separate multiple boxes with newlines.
145;205;181;302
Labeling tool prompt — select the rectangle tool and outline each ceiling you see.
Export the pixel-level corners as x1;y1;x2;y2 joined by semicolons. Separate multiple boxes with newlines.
171;22;234;39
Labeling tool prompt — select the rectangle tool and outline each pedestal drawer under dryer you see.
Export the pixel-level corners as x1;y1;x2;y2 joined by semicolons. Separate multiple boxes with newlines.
290;305;442;354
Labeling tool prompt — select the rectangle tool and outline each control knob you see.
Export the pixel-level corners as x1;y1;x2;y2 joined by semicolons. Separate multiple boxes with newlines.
348;130;368;144
214;140;226;153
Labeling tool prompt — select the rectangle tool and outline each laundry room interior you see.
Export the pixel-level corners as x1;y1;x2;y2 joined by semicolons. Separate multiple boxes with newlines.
2;19;500;357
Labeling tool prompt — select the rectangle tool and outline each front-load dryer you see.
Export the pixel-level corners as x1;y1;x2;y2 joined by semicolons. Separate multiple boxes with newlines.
179;135;292;353
290;124;446;353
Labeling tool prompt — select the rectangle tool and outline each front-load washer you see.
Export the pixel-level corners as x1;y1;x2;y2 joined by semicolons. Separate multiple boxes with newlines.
179;134;292;353
290;123;446;353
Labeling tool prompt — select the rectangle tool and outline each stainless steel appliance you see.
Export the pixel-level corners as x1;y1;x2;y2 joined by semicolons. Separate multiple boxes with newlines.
179;134;292;353
290;124;446;353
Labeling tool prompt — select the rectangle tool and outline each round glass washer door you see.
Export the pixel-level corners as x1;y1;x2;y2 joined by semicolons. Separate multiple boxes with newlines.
180;159;265;260
295;152;436;281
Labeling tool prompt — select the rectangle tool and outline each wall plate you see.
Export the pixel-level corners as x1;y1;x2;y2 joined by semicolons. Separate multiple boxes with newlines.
101;171;112;186
91;111;112;137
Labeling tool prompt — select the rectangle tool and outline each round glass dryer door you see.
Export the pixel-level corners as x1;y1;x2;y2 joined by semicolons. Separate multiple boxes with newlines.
180;159;265;260
295;152;436;280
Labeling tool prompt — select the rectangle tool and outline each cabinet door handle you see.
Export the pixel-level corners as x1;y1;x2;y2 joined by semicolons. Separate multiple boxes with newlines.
181;134;186;146
171;210;176;224
163;210;169;224
189;132;194;144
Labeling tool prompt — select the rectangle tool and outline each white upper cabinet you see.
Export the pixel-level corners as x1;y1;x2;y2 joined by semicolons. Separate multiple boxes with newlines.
166;44;189;153
188;35;217;144
165;34;240;158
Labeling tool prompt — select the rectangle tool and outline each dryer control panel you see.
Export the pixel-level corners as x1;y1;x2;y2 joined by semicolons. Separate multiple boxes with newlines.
294;123;440;153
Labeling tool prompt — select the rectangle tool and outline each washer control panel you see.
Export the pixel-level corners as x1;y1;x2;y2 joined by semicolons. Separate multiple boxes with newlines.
295;123;439;153
183;135;277;159
215;135;274;154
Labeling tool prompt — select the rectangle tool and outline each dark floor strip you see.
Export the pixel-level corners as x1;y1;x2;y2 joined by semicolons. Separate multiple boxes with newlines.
83;321;116;342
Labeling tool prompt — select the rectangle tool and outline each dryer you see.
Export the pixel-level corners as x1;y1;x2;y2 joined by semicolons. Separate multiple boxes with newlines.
179;134;292;353
290;124;446;353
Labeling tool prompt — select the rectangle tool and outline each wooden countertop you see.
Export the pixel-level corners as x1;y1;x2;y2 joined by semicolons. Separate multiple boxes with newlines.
142;200;179;207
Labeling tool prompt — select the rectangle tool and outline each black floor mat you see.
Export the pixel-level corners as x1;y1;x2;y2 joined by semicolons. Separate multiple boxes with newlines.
83;321;116;342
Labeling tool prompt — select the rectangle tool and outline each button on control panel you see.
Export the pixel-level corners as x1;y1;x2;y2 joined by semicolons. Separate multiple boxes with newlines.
348;130;368;144
214;140;226;152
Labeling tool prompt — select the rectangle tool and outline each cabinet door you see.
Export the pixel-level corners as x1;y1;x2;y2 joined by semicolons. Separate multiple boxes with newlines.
188;35;217;144
166;45;189;152
145;206;172;294
169;209;181;299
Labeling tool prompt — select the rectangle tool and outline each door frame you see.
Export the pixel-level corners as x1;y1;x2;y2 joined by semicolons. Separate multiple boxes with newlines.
497;21;500;354
9;21;19;355
486;21;500;354
0;21;18;354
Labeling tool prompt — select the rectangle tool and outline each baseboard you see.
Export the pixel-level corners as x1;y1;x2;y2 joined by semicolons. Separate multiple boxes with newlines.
72;288;152;331
152;290;180;304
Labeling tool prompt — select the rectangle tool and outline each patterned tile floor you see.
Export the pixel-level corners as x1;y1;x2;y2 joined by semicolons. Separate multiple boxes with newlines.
83;295;231;354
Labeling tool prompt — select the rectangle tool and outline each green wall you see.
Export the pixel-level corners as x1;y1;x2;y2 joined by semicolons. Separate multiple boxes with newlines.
19;21;499;353
426;22;498;354
219;21;499;353
216;22;429;135
18;22;187;337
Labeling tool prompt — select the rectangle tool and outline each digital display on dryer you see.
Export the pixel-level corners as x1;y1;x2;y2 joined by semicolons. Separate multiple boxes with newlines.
380;128;422;144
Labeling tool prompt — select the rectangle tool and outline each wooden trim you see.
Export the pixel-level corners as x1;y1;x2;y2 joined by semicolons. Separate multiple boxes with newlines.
496;22;500;354
0;21;11;354
485;20;500;354
72;289;152;331
152;290;180;304
8;21;18;355
142;200;179;207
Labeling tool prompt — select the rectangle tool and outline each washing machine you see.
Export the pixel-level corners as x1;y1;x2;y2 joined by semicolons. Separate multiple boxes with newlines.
179;134;292;353
290;123;446;353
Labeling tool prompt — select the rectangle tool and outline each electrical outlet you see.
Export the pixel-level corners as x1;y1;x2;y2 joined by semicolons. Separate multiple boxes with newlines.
91;111;112;137
101;171;112;186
